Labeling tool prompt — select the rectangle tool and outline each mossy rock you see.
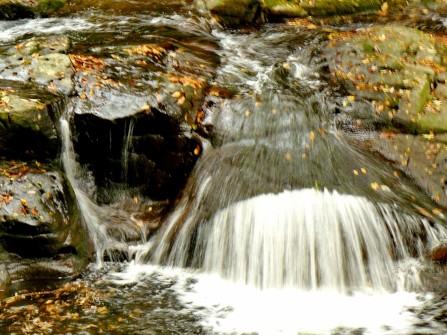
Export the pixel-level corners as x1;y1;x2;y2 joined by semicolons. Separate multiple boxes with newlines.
0;85;62;161
0;0;65;19
195;0;262;25
327;25;447;134
372;133;447;208
0;36;73;95
261;0;307;18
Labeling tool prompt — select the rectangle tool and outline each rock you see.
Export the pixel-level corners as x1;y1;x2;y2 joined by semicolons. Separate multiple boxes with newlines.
0;162;91;286
0;263;10;295
327;25;447;134
261;0;307;18
68;33;218;202
73;108;201;202
0;85;62;161
195;0;263;25
0;36;74;95
370;133;447;208
0;0;65;20
428;244;447;263
0;36;75;161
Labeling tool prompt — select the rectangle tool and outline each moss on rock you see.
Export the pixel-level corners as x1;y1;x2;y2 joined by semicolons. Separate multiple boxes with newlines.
327;25;447;134
0;0;65;19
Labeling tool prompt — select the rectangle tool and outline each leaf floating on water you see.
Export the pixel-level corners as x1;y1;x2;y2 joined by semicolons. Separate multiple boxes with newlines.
285;152;291;161
361;168;367;174
309;131;315;142
353;170;359;176
371;182;379;191
245;110;251;117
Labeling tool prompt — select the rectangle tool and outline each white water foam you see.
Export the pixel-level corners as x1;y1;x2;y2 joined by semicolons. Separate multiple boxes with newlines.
148;188;444;293
0;18;95;43
111;263;427;335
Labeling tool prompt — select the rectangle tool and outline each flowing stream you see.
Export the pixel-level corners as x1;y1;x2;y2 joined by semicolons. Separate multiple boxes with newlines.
2;6;447;335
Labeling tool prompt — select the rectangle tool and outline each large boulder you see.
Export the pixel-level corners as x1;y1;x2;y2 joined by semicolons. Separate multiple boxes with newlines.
0;36;74;161
0;163;91;288
68;30;218;203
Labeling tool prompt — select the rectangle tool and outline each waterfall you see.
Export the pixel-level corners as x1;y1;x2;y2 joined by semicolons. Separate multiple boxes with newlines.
60;118;112;265
121;118;135;182
141;186;445;293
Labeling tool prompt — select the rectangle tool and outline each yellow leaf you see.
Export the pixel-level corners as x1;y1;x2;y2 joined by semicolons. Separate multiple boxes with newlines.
245;110;251;117
353;170;359;176
309;131;315;141
433;208;442;215
371;182;379;190
361;168;367;174
285;152;291;160
172;91;182;98
177;96;186;105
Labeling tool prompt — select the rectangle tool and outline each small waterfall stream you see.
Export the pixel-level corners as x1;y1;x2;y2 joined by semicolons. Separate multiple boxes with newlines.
4;9;447;335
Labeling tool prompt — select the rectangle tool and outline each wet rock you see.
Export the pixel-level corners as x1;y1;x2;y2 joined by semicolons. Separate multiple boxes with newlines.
0;263;10;294
195;0;263;25
0;84;62;161
370;133;447;208
428;244;447;263
0;162;91;287
73;108;200;202
68;34;218;202
0;0;65;20
57;0;190;16
0;36;75;161
261;0;307;18
327;25;447;134
0;36;73;95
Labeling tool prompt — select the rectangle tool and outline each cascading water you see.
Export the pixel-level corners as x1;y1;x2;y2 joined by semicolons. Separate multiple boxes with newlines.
5;10;447;335
132;27;447;294
119;25;447;334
